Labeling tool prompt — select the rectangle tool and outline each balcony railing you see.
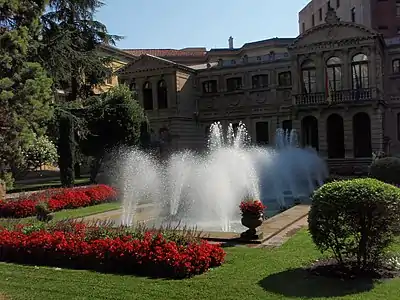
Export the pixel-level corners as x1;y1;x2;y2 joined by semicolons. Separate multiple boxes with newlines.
294;88;379;105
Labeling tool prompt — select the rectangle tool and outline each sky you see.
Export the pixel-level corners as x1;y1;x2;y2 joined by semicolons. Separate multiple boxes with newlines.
96;0;311;50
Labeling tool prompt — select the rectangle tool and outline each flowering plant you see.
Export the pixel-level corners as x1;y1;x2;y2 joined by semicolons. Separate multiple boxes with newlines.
0;185;117;218
239;200;265;215
0;221;226;278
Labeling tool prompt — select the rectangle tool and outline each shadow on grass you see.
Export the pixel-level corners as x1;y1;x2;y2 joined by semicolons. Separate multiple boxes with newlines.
258;268;375;298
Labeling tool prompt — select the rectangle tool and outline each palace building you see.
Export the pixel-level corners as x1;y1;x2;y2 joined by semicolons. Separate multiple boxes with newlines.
113;8;400;175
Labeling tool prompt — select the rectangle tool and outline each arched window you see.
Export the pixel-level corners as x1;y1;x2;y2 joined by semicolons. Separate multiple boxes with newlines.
129;79;136;91
351;53;369;89
142;81;153;110
157;80;168;109
326;57;342;92
301;60;316;93
393;59;400;73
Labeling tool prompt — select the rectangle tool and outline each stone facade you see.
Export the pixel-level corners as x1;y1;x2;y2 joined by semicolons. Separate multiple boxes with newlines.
116;9;400;175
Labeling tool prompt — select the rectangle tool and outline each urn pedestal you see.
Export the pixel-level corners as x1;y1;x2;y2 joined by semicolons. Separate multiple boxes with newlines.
240;213;264;240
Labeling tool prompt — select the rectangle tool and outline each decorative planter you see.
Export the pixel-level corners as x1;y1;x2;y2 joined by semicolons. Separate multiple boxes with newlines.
240;212;264;240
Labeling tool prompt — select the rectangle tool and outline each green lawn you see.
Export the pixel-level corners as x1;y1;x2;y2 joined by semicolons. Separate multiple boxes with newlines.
0;229;399;300
10;177;91;193
0;202;121;227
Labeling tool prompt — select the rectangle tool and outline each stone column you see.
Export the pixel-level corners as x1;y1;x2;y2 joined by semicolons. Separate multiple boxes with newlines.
316;52;324;92
371;107;384;153
317;111;328;158
342;50;351;90
151;78;158;110
370;46;377;89
343;110;353;158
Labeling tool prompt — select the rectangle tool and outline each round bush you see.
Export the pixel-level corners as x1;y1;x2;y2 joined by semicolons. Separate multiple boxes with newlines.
369;157;400;185
308;178;400;270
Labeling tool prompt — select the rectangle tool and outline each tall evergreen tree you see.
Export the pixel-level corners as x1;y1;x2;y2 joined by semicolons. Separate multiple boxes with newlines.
38;0;121;186
0;0;54;181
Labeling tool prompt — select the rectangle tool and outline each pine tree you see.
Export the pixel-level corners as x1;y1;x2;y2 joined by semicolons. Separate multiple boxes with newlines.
0;0;54;180
38;0;121;186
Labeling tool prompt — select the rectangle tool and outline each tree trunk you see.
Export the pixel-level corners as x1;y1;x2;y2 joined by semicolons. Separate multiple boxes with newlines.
58;114;75;187
90;154;103;184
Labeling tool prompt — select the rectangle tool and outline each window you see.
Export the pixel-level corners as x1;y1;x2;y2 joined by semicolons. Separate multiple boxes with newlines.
302;22;305;33
252;74;269;88
351;8;356;22
226;77;242;91
312;14;315;26
256;122;269;145
282;120;292;133
319;8;322;21
336;0;340;8
129;79;136;91
142;81;153;110
393;59;400;73
301;60;317;93
351;54;369;89
278;72;292;86
202;80;217;93
326;57;342;92
397;0;400;17
157;80;168;109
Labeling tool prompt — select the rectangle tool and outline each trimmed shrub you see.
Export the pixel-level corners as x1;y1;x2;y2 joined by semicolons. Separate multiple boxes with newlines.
309;178;400;270
369;156;400;185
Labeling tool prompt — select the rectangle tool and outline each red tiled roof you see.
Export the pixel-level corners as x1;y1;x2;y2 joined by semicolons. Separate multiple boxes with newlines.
122;49;207;57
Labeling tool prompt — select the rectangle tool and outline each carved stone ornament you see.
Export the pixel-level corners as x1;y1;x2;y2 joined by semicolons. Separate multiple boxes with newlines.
228;95;240;107
256;92;267;104
325;7;340;24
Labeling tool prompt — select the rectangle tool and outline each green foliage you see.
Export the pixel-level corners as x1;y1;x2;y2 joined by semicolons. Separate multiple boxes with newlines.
79;85;146;181
24;135;58;169
82;85;145;154
369;156;400;185
35;201;52;222
0;0;54;178
309;178;400;269
39;0;122;101
1;172;15;191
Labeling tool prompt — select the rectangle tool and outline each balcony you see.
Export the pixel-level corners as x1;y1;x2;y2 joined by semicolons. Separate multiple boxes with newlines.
294;88;380;105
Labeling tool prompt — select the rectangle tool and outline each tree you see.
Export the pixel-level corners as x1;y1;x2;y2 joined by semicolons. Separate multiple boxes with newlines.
0;0;54;181
38;0;122;186
79;85;146;182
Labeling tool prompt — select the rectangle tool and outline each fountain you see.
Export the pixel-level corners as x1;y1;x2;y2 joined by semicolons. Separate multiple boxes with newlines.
119;121;328;232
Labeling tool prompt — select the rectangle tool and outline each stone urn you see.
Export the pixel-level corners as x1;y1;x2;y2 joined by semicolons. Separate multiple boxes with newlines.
240;212;264;240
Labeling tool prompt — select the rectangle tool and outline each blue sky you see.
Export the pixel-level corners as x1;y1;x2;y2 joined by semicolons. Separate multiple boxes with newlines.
97;0;311;50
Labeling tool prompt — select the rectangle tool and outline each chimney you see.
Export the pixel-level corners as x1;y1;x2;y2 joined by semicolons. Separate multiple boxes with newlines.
228;36;234;49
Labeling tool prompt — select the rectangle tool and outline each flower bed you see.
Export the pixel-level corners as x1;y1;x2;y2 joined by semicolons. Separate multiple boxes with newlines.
0;221;225;278
0;185;117;218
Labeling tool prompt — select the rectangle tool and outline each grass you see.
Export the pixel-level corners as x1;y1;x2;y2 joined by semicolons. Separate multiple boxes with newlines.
0;230;399;299
0;202;121;227
9;177;91;193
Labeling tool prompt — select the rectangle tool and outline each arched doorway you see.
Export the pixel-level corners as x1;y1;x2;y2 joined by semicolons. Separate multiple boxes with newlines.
327;114;345;158
301;116;319;150
353;112;372;157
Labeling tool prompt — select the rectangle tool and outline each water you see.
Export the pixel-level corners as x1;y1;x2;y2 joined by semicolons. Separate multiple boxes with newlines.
119;121;328;232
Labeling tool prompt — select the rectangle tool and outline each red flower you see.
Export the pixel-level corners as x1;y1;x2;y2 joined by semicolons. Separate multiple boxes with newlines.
0;224;226;278
0;185;117;218
239;200;265;215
